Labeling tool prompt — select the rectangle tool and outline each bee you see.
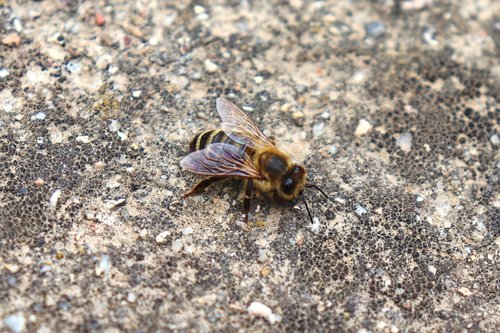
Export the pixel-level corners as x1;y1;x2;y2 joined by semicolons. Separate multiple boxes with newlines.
180;97;327;222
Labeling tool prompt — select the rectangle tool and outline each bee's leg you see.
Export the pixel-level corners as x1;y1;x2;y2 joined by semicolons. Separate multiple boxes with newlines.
242;179;253;222
183;177;225;198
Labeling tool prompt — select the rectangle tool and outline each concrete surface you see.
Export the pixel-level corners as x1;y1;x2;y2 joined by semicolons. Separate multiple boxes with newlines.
0;0;499;332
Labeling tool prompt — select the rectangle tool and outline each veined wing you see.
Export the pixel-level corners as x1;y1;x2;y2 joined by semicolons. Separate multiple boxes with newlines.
180;143;261;179
216;97;275;150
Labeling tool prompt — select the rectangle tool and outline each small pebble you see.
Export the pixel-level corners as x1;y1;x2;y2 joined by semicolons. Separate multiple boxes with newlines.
247;302;282;324
108;64;119;74
422;28;438;46
254;76;264;84
184;245;194;254
126;292;136;303
257;249;268;263
4;263;20;273
7;276;16;286
75;135;90;143
13;18;23;32
355;205;367;216
428;265;437;275
182;226;193;235
40;265;52;274
95;12;105;26
490;134;499;145
117;132;127;141
172;240;183;253
309;217;321;234
104;198;126;209
155;231;170;244
49;189;62;210
320;111;330;119
416;196;424;202
132;90;142;98
457;287;472;297
2;33;22;47
355;119;372;136
3;314;26;333
357;329;372;333
109;120;120;132
0;68;10;78
139;229;148;238
242;105;254;112
35;112;46;120
328;145;338;156
95;254;110;277
260;266;271;277
365;21;385;38
193;5;205;14
34;178;45;187
190;72;202;80
204;59;218;73
197;13;209;20
402;0;432;11
312;123;324;138
396;132;412;153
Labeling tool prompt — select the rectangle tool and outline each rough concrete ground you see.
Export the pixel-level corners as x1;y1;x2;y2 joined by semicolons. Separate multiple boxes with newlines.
0;0;499;332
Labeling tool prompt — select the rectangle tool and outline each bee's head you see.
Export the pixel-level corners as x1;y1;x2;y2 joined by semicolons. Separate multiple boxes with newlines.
278;164;306;201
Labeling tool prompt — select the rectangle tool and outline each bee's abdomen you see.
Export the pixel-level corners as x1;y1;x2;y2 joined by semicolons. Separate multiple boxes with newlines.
189;129;236;152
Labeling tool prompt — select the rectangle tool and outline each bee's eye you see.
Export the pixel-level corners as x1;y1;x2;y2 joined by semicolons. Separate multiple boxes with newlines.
282;177;294;194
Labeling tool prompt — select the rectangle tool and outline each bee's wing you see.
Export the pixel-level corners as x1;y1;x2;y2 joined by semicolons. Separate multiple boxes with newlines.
180;143;261;179
216;97;276;150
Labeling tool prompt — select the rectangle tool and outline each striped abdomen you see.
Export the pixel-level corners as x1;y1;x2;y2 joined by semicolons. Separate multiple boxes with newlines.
189;129;239;152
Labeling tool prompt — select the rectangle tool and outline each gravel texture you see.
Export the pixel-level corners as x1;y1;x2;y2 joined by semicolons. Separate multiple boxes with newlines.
1;0;499;332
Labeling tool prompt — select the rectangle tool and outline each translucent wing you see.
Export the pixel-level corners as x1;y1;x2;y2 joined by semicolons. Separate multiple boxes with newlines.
216;97;276;150
180;143;261;179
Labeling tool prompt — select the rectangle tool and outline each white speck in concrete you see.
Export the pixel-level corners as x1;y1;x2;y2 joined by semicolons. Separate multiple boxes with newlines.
49;189;62;210
117;132;127;141
65;61;82;74
109;120;120;132
355;205;367;216
126;292;136;303
309;217;321;234
172;240;183;253
193;5;205;14
34;112;46;120
95;254;110;277
313;122;324;138
155;231;170;244
355;119;372;136
3;314;26;333
76;135;90;143
247;302;282;324
0;68;9;78
204;59;218;73
490;134;499;145
396;132;412;153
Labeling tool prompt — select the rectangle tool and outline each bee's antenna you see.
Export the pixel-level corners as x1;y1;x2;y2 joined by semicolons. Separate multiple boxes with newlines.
305;184;329;199
302;195;314;224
